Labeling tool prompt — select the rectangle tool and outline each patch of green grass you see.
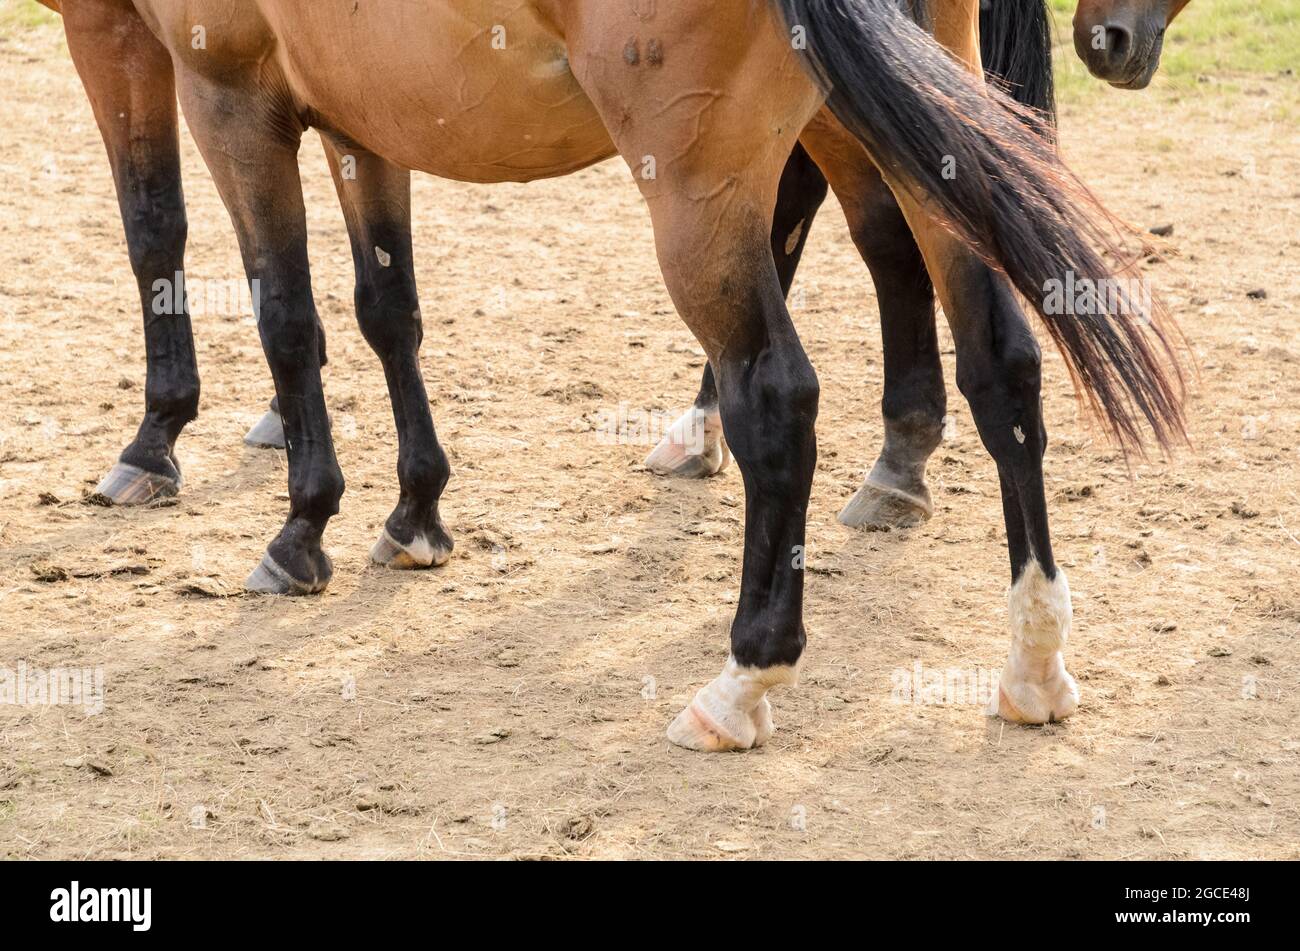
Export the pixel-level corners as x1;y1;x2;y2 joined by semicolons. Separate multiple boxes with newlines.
1049;0;1300;99
0;0;59;32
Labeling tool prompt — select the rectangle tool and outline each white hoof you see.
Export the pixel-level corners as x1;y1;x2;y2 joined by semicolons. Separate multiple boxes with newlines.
666;657;796;752
645;405;729;479
988;561;1080;724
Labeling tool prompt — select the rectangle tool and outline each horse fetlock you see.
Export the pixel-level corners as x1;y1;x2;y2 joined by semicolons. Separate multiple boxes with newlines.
667;657;798;752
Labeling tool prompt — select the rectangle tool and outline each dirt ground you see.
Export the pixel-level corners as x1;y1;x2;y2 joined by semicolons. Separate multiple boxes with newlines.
1;19;1297;860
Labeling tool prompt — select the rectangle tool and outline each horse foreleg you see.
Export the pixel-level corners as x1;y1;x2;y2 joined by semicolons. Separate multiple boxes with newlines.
175;71;342;595
321;137;452;571
644;143;827;480
62;0;197;505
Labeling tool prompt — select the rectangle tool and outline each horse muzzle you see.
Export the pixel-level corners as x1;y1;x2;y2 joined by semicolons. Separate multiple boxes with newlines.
1074;7;1168;89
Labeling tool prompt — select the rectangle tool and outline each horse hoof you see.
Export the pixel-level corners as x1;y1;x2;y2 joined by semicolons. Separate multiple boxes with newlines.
667;698;756;752
987;664;1080;724
750;696;774;748
243;410;286;449
644;406;729;479
369;528;452;569
837;478;932;530
94;461;182;506
245;552;330;596
666;659;795;752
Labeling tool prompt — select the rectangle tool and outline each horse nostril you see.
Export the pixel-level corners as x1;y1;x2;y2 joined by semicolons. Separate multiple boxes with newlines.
1105;24;1132;60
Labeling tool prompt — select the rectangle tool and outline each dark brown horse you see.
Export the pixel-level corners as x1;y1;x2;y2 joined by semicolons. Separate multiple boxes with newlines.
39;0;1184;749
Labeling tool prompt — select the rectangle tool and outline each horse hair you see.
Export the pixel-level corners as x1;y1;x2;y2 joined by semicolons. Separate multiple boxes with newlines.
773;0;1186;455
980;0;1057;130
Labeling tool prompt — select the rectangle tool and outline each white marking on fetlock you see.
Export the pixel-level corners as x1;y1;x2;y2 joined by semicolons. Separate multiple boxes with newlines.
644;405;729;478
989;560;1080;723
667;657;797;752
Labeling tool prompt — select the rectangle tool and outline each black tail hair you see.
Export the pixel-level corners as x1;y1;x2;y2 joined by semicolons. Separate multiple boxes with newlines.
774;0;1185;453
980;0;1056;127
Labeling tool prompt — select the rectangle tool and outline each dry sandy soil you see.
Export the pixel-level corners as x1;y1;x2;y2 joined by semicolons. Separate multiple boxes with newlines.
1;18;1297;860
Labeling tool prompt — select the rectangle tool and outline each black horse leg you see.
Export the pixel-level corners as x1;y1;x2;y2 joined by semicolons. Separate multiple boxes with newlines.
943;254;1079;724
322;137;453;569
176;71;343;595
835;166;946;530
63;4;198;504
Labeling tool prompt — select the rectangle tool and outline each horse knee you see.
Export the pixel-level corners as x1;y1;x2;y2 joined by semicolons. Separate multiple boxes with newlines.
356;271;422;357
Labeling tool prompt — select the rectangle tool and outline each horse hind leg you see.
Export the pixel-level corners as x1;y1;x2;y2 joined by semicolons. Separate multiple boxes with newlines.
62;0;197;505
828;159;945;531
321;137;452;570
945;258;1078;724
644;143;827;480
642;171;819;751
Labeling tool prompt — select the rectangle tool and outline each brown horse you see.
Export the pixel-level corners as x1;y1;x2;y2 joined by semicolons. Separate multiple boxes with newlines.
40;0;1183;749
639;0;1193;733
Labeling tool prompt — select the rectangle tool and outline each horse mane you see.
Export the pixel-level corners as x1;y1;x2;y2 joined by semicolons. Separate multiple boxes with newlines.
979;0;1057;131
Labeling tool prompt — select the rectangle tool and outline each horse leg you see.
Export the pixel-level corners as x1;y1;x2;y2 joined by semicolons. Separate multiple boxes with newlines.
826;160;946;530
321;137;453;569
61;0;197;504
829;0;987;530
644;143;827;479
569;7;823;748
877;0;1078;721
660;212;819;750
881;210;1076;722
243;201;332;451
943;260;1079;723
174;72;342;595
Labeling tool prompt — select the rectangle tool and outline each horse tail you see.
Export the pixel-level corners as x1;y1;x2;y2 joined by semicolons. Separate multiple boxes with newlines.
772;0;1185;453
980;0;1057;130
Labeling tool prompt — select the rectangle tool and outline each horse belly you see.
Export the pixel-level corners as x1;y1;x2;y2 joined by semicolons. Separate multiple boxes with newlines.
261;0;616;183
